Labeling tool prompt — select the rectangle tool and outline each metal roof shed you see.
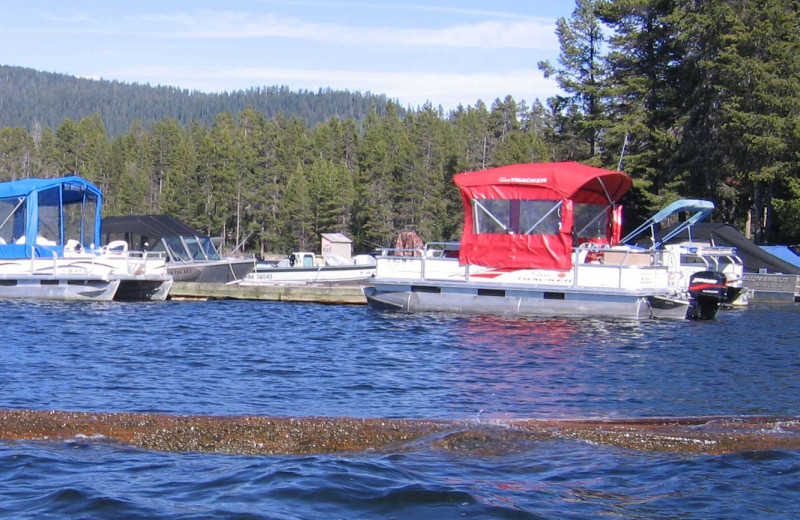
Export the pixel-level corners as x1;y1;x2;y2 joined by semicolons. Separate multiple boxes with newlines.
321;233;353;260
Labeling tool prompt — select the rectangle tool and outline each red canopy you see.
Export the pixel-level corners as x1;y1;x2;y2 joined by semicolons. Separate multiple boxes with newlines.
454;162;631;203
454;162;631;269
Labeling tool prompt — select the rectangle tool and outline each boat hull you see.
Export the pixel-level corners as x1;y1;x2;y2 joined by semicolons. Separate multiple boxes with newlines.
365;280;688;320
243;265;375;284
0;276;120;301
168;258;255;283
113;276;174;301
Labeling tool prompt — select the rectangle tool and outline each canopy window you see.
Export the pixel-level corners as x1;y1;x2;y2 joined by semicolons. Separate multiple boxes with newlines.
37;187;61;244
573;203;611;241
0;197;26;244
63;189;98;247
473;199;562;236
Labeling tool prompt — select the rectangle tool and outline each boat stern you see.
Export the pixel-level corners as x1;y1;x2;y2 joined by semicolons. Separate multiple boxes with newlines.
646;295;690;320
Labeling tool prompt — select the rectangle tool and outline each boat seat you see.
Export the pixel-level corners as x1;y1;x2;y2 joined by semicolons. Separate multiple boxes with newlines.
35;236;57;246
63;239;84;256
604;251;653;266
104;240;129;256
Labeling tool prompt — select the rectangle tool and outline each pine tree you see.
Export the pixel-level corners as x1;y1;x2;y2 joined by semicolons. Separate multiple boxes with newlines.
282;164;314;251
352;103;407;250
105;125;149;216
449;102;492;173
0;127;35;181
403;103;450;241
539;0;608;160
33;127;61;178
74;115;111;189
598;0;685;224
186;121;216;235
690;0;800;243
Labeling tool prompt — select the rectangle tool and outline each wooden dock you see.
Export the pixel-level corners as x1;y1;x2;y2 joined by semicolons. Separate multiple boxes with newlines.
169;281;367;304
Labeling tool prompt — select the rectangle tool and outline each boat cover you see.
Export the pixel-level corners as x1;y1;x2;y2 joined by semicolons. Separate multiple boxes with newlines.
663;222;800;275
0;176;103;258
102;214;204;240
454;162;631;269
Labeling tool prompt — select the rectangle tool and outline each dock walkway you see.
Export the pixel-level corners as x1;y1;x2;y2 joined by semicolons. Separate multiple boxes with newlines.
169;281;367;304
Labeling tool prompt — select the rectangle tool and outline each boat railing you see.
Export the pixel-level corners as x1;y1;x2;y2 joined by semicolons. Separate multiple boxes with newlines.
30;247;169;277
125;250;168;276
376;242;682;292
377;242;462;280
572;244;683;292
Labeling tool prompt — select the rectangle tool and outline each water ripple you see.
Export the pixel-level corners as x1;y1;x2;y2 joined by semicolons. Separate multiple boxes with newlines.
1;299;799;518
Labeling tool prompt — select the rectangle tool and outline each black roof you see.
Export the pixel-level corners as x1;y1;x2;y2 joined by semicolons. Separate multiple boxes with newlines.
102;215;206;240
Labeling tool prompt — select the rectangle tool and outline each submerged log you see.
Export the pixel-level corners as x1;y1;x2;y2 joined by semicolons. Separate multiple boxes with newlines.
0;410;797;456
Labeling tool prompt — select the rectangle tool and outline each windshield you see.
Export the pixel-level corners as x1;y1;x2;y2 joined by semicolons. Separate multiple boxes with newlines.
164;237;190;261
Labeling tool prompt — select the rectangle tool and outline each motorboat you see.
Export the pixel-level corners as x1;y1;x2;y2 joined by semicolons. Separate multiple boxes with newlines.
241;233;375;285
619;199;748;309
101;215;255;284
364;162;721;320
0;176;172;301
243;251;376;285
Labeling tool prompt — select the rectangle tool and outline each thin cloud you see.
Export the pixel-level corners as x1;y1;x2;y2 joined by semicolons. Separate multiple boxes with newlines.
37;12;94;23
250;0;552;22
20;6;558;50
137;11;556;50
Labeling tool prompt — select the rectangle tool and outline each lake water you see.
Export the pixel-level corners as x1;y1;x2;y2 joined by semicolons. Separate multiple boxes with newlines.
1;299;798;519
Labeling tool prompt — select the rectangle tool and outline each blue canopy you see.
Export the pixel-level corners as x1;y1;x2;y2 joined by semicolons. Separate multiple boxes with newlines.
0;176;103;258
621;199;715;248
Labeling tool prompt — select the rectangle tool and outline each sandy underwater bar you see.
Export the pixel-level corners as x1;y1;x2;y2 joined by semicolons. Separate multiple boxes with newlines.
0;410;798;456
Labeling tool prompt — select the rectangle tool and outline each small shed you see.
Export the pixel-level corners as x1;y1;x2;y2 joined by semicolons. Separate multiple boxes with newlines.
321;233;353;260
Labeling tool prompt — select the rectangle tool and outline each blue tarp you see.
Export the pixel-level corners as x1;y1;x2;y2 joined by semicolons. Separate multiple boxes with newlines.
760;246;800;269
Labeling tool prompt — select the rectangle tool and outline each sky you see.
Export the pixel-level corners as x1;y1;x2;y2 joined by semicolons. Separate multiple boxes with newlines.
1;0;573;110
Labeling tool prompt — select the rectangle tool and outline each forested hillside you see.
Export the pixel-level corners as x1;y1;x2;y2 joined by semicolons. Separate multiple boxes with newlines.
1;0;798;254
0;65;398;137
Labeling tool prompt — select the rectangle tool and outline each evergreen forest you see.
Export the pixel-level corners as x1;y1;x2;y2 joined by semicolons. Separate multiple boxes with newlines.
0;0;798;256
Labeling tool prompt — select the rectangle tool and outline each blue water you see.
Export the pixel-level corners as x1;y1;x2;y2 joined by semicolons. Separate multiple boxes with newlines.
1;299;799;519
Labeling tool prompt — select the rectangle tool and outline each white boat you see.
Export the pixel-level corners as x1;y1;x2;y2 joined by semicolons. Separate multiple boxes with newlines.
364;162;723;321
0;177;172;301
242;251;376;285
102;215;255;284
619;199;748;307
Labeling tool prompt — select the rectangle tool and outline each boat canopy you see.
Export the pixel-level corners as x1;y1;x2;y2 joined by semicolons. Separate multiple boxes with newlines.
0;176;102;258
621;199;715;248
454;162;631;269
102;214;221;262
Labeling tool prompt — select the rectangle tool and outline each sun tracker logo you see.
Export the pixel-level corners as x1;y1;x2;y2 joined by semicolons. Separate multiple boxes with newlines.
499;177;547;183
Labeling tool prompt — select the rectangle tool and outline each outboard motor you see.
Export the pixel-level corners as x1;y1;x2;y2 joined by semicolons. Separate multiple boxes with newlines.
687;271;727;320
